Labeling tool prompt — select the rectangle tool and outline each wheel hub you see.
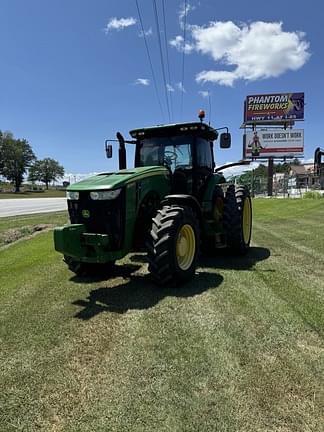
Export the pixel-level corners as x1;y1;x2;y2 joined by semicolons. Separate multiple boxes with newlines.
176;224;196;271
177;235;188;257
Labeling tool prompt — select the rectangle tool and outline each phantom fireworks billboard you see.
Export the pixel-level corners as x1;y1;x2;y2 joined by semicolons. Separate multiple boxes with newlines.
244;92;304;123
244;129;304;159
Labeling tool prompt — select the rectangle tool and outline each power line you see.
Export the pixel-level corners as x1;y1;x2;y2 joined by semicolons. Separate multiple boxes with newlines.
161;0;173;121
135;0;165;121
152;0;171;123
180;0;187;120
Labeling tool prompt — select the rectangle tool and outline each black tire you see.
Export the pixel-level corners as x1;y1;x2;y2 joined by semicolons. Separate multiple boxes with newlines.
146;205;200;285
202;185;225;253
223;185;252;254
63;255;115;277
212;186;225;223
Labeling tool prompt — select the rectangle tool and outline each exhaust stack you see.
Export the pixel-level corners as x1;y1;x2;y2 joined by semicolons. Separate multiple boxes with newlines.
117;132;127;170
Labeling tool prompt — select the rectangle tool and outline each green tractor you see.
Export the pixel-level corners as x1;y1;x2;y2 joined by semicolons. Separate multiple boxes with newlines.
54;112;252;284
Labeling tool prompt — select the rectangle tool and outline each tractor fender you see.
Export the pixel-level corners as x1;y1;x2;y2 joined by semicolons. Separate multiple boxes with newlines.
161;194;202;220
202;174;226;204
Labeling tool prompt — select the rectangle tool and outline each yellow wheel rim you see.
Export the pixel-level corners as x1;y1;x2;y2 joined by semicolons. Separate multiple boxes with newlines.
242;197;252;244
176;224;196;271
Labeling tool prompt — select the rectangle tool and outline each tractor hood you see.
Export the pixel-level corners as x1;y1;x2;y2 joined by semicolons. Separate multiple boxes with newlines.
67;166;169;191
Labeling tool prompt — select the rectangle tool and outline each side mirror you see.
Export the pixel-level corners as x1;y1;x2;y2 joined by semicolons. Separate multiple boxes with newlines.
220;132;231;149
105;141;113;158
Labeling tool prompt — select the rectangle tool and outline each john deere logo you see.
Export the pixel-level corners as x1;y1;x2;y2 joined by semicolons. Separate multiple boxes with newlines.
82;209;90;218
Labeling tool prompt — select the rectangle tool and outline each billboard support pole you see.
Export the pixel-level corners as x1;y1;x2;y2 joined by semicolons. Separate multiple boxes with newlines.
268;158;274;196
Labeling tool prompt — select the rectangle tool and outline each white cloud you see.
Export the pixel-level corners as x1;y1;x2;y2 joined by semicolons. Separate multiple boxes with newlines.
134;78;150;86
198;90;209;98
176;82;186;92
179;2;195;29
105;17;137;33
167;84;175;92
192;21;241;60
139;27;153;37
170;20;310;86
169;35;194;53
197;70;238;87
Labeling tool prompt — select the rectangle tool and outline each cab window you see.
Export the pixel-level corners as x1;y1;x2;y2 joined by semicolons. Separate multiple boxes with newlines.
196;138;213;169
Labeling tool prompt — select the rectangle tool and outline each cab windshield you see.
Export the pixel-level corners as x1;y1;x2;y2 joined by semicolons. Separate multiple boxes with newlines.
138;135;193;173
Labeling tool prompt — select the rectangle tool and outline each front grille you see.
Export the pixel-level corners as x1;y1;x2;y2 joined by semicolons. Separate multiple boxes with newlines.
68;189;125;249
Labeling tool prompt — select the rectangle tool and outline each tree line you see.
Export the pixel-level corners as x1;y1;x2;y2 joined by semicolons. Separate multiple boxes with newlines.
0;130;64;192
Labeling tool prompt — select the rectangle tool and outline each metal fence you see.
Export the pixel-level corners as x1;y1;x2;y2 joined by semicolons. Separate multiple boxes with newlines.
239;173;324;197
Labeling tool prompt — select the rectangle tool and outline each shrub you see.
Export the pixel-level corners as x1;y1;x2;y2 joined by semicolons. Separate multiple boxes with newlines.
303;191;323;199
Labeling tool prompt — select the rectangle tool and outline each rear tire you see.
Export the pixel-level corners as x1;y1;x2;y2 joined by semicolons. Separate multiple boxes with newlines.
147;205;200;285
223;185;252;254
203;185;225;252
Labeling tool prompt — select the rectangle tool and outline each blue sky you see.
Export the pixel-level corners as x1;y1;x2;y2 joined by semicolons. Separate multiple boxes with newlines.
0;0;322;177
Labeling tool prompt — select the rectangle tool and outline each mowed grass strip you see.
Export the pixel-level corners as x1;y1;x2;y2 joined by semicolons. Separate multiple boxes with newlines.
0;211;68;247
0;200;323;431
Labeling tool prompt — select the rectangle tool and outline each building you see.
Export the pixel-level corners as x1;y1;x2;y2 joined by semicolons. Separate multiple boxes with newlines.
289;164;314;188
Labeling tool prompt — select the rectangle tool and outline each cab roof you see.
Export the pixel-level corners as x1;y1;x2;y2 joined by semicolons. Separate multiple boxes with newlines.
129;122;218;141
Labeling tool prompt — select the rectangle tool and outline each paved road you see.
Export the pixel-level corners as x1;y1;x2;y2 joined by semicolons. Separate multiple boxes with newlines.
0;198;67;217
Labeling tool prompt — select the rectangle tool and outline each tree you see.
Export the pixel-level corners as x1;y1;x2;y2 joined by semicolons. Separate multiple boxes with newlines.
274;158;301;174
0;131;36;192
254;163;268;177
274;162;290;174
28;158;64;189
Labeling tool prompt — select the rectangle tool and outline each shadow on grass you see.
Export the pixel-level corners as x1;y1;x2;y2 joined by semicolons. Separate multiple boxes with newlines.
72;246;271;319
130;246;271;271
200;246;271;271
70;263;142;284
73;271;224;319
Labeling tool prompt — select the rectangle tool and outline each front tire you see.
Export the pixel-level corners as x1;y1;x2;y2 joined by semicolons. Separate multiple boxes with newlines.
147;205;200;285
223;185;252;254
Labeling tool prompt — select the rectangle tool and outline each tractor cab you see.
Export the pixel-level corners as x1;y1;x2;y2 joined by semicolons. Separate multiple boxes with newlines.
105;111;231;200
131;122;217;197
106;113;231;199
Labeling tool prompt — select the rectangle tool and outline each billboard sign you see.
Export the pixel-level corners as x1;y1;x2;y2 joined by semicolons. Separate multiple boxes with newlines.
244;129;304;159
244;92;304;123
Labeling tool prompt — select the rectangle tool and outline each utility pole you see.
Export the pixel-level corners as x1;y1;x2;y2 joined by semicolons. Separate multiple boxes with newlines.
268;157;274;196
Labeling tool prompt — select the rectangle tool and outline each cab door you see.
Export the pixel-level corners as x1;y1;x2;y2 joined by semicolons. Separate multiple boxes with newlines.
193;137;214;200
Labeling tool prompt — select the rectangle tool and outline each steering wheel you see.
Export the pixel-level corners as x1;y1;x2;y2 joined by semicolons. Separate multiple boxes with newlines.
164;150;177;161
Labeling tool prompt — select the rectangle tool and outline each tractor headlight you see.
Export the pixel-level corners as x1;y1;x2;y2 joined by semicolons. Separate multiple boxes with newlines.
90;189;121;200
66;191;79;200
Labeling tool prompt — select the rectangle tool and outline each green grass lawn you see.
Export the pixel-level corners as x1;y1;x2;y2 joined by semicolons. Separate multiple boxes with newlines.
0;200;323;431
0;189;66;199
